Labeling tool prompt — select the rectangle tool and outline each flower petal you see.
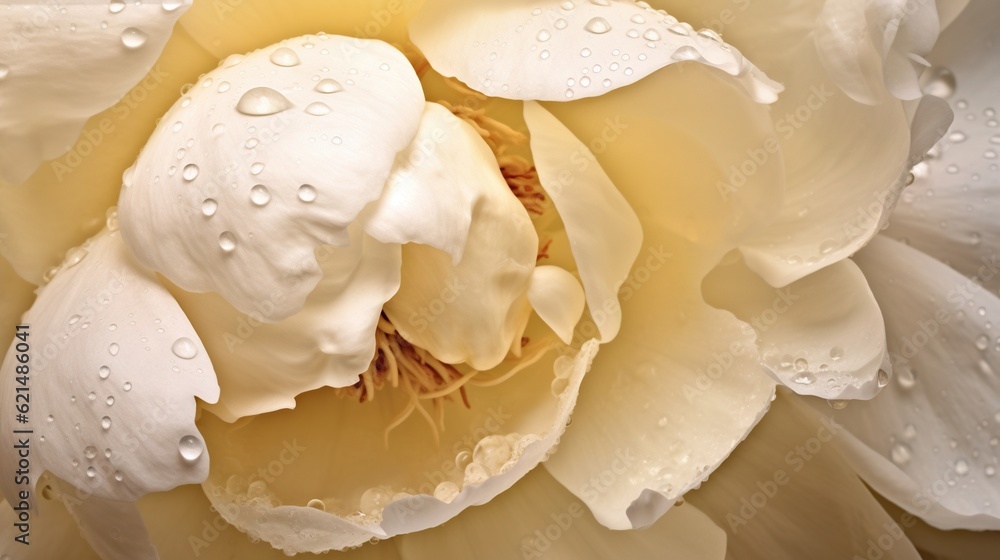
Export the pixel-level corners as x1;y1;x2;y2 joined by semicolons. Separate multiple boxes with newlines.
410;0;782;103
737;75;950;288
0;26;216;284
118;34;424;321
527;266;586;344
360;102;498;263
0;0;190;183
0;255;35;338
54;477;157;560
703;255;889;400
397;468;725;560
687;391;922;560
382;161;537;371
0;230;219;504
0;477;101;559
523;100;642;342
198;339;599;552
813;235;1000;530
169;230;401;422
884;0;1000;294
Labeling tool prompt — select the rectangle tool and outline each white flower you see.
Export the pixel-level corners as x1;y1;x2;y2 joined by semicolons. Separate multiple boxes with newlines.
0;0;998;558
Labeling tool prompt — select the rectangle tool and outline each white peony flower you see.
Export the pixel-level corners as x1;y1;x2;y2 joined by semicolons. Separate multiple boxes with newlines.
0;0;997;558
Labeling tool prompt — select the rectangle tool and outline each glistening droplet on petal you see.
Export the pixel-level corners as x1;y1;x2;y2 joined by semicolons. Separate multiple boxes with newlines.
236;87;293;116
219;231;237;253
178;435;205;461
584;17;612;34
250;184;271;206
297;184;317;203
314;78;343;94
269;47;301;67
305;102;332;116
171;337;198;360
120;27;148;49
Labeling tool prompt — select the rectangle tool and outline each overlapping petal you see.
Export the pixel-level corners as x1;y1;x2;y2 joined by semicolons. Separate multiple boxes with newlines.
0;0;191;183
815;236;1000;530
118;34;424;321
410;0;781;103
703;255;889;400
0;230;219;505
688;392;923;560
197;339;598;552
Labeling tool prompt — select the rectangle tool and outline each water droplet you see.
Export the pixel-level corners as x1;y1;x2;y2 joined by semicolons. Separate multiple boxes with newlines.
314;78;343;94
307;499;326;510
84;446;98;459
250;184;271;206
109;343;120;356
86;466;97;478
250;162;265;175
269;47;301;67
109;0;126;13
297;184;317;203
99;366;111;380
433;481;460;503
162;0;183;11
955;459;969;476
830;347;844;361
217;81;231;93
643;29;661;41
237;87;293;116
474;435;513;474
584;17;612;34
379;62;391;71
580;48;592;57
891;443;912;466
106;396;115;406
212;123;226;135
903;424;917;439
540;50;550;60
47;415;54;423
0;64;9;80
792;372;814;385
977;334;990;351
877;369;889;387
201;199;218;217
948;131;967;143
672;46;700;61
536;29;551;42
120;27;148;49
630;14;646;24
668;23;690;36
123;382;132;392
101;416;112;430
171;337;198;359
181;164;199;182
172;121;184;133
987;466;996;477
793;358;809;372
920;66;956;98
305;102;332;116
178;435;204;461
554;18;568;30
114;471;124;482
219;231;237;253
560;1;575;10
828;399;848;410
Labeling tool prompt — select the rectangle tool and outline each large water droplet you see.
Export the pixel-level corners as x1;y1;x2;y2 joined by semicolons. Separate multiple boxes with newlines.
269;47;301;67
120;27;148;49
314;78;343;94
178;435;204;461
86;466;97;478
236;87;293;116
182;164;199;181
307;499;326;511
219;231;237;253
109;343;120;356
305;102;332;116
433;481;460;503
920;66;956;98
109;0;126;13
249;162;265;175
584;17;612;34
99;366;110;380
101;416;112;430
201;198;218;217
297;184;317;203
643;29;661;41
84;446;98;459
171;337;198;359
162;0;184;11
672;46;701;61
250;184;271;206
473;435;512;474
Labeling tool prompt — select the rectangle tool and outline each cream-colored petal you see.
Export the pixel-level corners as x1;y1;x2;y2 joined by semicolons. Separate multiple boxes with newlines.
540;62;780;531
524;100;642;342
0;27;216;284
170;230;401;422
382;159;537;371
119;35;424;321
179;0;412;61
874;494;1000;560
0;230;219;505
55;477;156;560
0;475;100;559
884;0;1000;294
0;254;35;340
360;102;498;262
527;266;586;345
0;0;190;183
410;0;782;103
704;255;889;400
198;338;598;552
813;236;1000;530
688;391;922;560
397;468;725;560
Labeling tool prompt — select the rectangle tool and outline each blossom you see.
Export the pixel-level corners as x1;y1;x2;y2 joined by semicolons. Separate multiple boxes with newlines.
0;0;998;558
